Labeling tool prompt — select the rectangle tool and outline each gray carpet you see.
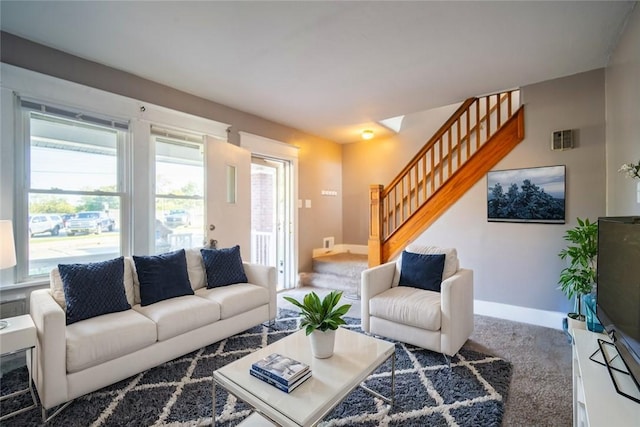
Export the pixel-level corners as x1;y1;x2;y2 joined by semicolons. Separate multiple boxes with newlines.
468;315;572;426
0;310;512;426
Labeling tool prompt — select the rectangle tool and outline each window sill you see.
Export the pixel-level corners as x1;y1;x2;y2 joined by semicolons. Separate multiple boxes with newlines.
0;279;48;292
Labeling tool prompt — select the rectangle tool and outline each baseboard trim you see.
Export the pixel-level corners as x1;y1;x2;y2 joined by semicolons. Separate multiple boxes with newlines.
474;299;565;330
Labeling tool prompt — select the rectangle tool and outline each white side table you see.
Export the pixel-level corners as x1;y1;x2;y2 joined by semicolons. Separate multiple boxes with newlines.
0;314;38;421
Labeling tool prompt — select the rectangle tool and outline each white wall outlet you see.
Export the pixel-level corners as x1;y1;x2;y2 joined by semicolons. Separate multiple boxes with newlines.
323;236;335;249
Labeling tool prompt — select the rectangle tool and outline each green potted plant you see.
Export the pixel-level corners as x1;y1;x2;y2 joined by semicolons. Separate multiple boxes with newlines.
558;217;598;330
283;290;351;358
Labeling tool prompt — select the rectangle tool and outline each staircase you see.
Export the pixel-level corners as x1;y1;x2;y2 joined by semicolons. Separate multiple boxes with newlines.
369;90;525;266
298;252;368;297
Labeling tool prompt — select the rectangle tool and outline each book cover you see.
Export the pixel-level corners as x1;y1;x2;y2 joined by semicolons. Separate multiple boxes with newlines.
250;368;312;393
251;353;309;386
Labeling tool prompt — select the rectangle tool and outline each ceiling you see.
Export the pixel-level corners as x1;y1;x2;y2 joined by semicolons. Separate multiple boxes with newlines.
0;1;635;143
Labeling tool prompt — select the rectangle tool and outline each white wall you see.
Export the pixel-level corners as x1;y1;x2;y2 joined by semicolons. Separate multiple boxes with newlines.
606;4;640;215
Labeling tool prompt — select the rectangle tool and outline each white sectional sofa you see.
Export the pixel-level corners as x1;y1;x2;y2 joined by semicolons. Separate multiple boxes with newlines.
29;247;277;417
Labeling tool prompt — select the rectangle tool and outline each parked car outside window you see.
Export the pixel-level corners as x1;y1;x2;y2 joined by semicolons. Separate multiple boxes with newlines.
29;214;63;237
67;211;115;236
164;210;191;228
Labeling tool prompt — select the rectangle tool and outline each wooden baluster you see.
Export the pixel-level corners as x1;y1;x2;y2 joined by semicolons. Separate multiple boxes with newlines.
485;96;490;140
466;106;471;158
400;178;405;223
407;169;412;216
447;129;453;178
507;91;512;117
475;100;479;149
392;186;397;232
430;145;436;193
497;93;502;128
414;162;419;207
422;154;427;201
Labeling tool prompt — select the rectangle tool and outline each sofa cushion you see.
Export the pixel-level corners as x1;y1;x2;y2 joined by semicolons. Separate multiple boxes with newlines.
201;245;248;288
394;245;459;286
195;283;269;319
133;249;194;306
66;309;157;373
369;286;441;331
51;258;136;310
185;247;206;291
133;295;221;341
58;257;131;325
399;252;446;292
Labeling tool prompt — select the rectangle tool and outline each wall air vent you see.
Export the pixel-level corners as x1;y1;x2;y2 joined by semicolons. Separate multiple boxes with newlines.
551;129;574;151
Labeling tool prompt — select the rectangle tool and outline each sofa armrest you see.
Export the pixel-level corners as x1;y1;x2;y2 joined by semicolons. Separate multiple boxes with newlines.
29;288;68;409
361;261;396;332
243;262;277;320
440;268;474;356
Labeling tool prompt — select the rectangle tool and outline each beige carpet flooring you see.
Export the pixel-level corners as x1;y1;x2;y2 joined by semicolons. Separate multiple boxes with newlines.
278;287;573;426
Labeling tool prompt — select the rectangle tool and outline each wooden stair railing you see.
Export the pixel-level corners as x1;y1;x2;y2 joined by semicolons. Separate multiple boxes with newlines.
368;90;524;266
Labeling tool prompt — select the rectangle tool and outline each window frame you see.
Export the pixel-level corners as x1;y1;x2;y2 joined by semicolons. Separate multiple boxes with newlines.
152;128;206;254
15;103;130;282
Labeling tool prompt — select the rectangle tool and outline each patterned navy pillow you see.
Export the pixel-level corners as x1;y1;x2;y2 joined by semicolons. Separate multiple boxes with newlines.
201;245;248;288
399;251;446;292
59;257;131;325
133;249;194;306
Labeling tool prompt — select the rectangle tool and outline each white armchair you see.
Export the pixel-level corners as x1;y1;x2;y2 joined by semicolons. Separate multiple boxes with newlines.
361;245;474;357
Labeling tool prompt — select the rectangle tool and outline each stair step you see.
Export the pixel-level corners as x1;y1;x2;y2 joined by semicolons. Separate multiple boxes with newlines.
312;253;368;278
298;252;368;297
298;272;360;296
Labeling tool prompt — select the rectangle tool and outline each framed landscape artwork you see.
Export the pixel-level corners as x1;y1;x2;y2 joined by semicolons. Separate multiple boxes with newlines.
487;165;565;223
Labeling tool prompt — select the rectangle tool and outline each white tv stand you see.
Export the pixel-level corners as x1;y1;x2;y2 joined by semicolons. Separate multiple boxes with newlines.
572;329;640;426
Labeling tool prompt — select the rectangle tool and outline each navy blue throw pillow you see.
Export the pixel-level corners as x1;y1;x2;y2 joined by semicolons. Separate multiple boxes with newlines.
133;249;194;306
398;251;446;292
59;257;131;325
201;245;248;288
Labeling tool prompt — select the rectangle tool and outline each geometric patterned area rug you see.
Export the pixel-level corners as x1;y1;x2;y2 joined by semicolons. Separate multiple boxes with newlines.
0;309;512;427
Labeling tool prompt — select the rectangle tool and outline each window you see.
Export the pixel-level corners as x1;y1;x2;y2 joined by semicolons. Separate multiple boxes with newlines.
22;103;126;278
153;127;204;254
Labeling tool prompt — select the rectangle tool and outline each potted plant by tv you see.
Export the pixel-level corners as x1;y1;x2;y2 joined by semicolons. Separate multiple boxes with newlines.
283;290;351;358
558;217;598;331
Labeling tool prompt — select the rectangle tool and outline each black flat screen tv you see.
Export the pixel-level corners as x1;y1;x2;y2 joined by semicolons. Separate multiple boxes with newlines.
596;216;640;390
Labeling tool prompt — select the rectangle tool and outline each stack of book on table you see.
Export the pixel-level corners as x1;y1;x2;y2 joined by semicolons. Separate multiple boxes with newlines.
250;353;311;393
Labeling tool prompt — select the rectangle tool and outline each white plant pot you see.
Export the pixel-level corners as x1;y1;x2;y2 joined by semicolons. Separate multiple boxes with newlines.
309;329;336;359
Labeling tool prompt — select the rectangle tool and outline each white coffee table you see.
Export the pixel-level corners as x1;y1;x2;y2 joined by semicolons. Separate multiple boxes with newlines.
212;327;395;427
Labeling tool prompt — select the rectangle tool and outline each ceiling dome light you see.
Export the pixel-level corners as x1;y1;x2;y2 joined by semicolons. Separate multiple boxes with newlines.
361;129;374;140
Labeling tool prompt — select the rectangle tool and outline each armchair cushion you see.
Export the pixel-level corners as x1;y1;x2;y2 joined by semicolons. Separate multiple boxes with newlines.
369;286;442;331
399;251;445;292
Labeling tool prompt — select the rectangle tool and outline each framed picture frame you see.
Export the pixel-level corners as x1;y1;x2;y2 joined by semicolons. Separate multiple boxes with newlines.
487;165;565;223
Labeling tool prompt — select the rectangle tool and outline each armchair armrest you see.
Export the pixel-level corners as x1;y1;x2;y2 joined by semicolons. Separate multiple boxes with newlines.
29;289;68;409
243;262;277;320
440;268;474;356
361;261;396;332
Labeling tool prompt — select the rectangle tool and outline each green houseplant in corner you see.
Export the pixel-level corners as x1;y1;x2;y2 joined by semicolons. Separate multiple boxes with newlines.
283;290;352;358
558;217;598;330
